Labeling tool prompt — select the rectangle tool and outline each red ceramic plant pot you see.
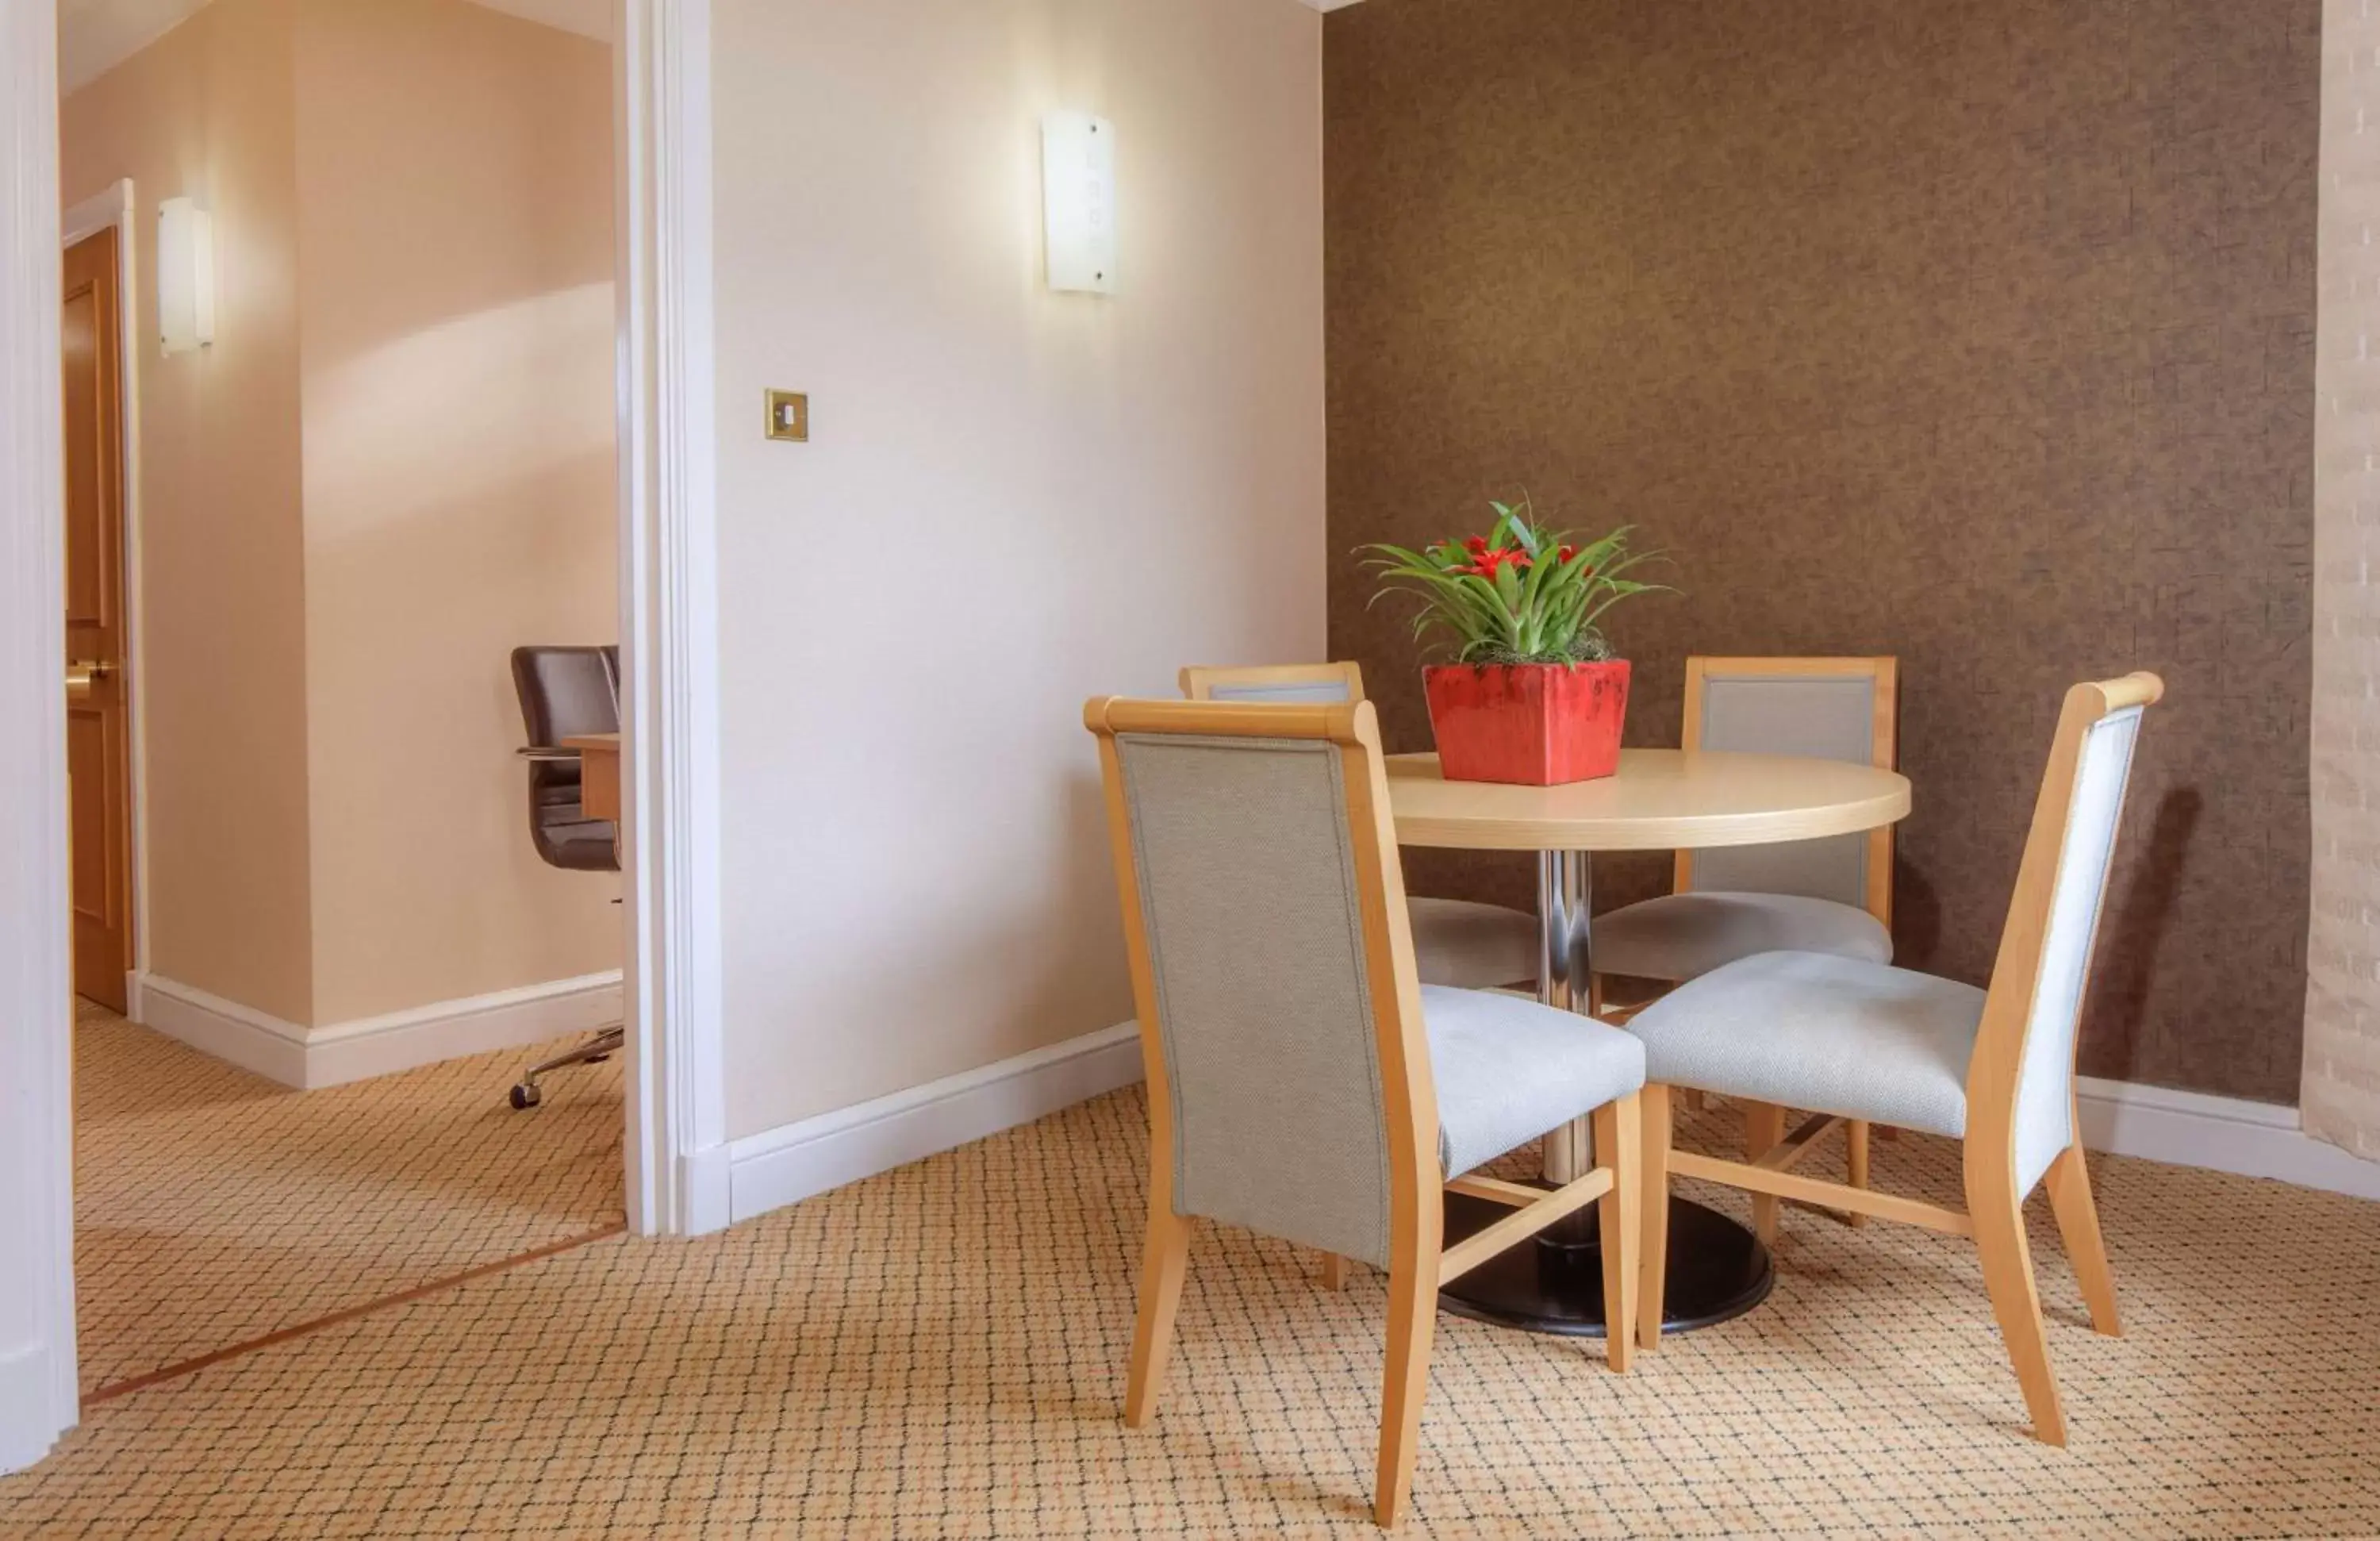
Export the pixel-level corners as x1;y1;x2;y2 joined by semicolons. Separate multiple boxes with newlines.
1422;660;1631;785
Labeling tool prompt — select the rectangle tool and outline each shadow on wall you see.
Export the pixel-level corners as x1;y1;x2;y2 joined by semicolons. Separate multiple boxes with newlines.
907;767;1134;1072
2084;787;2202;1084
730;764;1136;1131
1891;855;1941;967
305;283;616;524
301;328;620;1024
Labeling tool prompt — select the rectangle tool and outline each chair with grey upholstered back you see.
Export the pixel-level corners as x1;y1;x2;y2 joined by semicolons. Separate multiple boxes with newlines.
1088;694;1647;1528
1179;663;1541;992
1590;656;1898;1214
1628;672;2160;1447
1593;656;1898;986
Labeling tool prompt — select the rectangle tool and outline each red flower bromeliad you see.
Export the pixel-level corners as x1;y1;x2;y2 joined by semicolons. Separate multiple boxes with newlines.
1455;546;1529;579
1363;495;1666;667
1449;542;1596;580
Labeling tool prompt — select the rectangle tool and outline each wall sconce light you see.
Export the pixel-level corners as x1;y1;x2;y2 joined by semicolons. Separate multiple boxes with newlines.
157;195;216;355
1042;111;1116;294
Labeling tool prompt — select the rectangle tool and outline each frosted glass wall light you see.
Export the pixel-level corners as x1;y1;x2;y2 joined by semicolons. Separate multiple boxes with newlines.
157;196;216;355
1042;112;1116;294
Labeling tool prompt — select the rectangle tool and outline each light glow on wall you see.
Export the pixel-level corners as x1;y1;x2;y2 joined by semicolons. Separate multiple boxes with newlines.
1042;112;1116;294
157;196;217;355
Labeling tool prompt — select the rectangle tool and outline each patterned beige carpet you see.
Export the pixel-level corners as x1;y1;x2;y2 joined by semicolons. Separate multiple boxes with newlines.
6;1047;2379;1536
69;1001;624;1393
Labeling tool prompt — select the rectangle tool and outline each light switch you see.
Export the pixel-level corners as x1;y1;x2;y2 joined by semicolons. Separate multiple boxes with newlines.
765;390;808;442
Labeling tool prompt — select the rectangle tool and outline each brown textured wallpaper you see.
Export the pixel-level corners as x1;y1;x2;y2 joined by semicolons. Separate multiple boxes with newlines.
1324;0;2317;1101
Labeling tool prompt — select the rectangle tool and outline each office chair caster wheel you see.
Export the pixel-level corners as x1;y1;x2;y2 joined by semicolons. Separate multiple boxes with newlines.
509;1082;541;1110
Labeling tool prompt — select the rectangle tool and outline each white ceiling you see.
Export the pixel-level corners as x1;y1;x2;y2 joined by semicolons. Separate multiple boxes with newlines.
62;0;1346;94
57;0;612;94
466;0;611;44
57;0;204;91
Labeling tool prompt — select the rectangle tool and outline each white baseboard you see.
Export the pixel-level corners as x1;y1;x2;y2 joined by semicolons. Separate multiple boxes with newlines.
716;1039;2380;1229
129;970;624;1089
0;1339;69;1476
679;1143;732;1237
727;1022;1145;1225
2076;1074;2380;1202
305;972;622;1087
133;975;310;1085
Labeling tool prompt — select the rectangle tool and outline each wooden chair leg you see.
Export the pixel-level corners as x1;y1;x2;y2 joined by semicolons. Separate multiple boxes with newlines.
1124;1203;1192;1428
1844;1120;1871;1228
1591;1093;1641;1374
1372;1250;1440;1528
1965;1159;2067;1447
1744;1101;1785;1244
1320;1251;1349;1291
2044;1145;2121;1337
1637;1084;1672;1352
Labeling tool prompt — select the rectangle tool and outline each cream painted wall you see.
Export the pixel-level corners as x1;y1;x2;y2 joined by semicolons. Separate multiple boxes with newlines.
59;0;315;1024
60;0;618;1032
711;0;1327;1139
293;0;618;1025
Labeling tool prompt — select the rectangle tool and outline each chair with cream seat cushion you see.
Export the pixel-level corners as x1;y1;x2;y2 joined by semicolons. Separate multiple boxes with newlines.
1088;694;1645;1528
1590;655;1898;1207
1180;663;1541;990
1629;951;1983;1141
1591;655;1898;992
1422;984;1646;1178
1591;892;1892;983
1628;672;2160;1449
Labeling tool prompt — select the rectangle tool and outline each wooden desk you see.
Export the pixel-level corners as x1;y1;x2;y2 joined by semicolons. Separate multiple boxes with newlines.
566;732;620;822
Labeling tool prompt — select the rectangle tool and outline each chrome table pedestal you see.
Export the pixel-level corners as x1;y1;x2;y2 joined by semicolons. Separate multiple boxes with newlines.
1434;851;1775;1338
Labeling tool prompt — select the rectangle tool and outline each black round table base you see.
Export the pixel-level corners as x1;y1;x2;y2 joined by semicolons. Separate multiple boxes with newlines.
1438;1192;1773;1338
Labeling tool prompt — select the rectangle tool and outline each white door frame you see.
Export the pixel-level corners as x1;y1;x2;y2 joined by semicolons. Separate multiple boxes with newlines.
0;0;81;1478
0;0;727;1473
614;0;727;1239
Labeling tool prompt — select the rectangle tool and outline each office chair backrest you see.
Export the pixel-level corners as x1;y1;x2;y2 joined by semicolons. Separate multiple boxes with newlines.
1678;657;1898;926
1087;695;1435;1270
511;645;620;873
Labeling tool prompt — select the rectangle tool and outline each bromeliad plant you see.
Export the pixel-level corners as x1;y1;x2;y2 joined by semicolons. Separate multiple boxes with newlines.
1362;496;1668;667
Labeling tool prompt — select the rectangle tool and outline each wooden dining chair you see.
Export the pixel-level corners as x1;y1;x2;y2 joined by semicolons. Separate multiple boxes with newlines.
1591;655;1898;1227
1179;660;1368;705
1628;672;2160;1446
1088;694;1647;1528
1180;663;1540;993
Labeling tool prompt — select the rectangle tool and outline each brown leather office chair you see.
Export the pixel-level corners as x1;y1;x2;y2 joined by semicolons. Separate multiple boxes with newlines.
507;644;623;1109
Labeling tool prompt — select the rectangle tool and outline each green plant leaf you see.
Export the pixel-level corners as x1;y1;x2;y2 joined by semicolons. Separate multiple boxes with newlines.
1363;501;1672;663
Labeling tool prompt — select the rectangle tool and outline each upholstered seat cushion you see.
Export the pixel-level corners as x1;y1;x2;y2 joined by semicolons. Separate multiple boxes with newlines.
1589;892;1891;983
1408;897;1540;990
540;817;620;873
1626;951;1984;1139
1422;986;1646;1178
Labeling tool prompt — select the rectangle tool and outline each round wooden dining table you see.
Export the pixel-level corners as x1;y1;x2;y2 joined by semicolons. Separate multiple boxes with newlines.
1385;747;1912;1338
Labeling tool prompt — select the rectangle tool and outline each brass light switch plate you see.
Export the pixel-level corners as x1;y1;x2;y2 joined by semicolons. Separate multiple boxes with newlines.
765;389;809;442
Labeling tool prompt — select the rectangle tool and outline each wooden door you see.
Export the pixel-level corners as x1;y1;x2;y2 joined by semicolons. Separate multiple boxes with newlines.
63;228;131;1013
